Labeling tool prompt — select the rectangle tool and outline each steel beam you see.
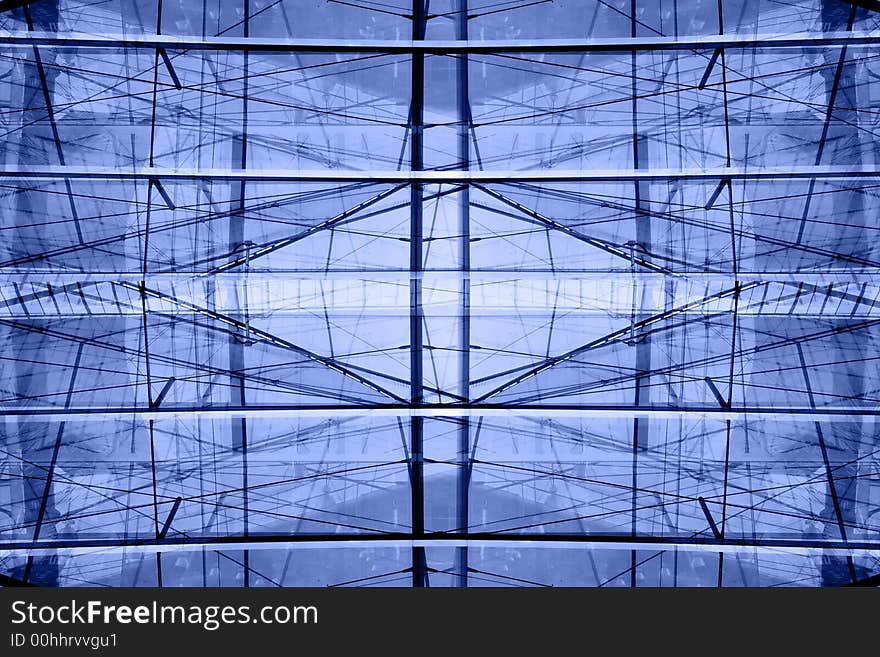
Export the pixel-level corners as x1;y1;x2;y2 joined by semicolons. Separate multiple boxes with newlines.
2;533;880;558
3;404;880;420
455;0;471;588
2;270;880;283
409;0;427;589
0;29;877;53
0;165;877;182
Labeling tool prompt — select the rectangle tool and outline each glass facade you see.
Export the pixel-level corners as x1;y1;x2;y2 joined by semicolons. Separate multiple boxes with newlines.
0;0;879;587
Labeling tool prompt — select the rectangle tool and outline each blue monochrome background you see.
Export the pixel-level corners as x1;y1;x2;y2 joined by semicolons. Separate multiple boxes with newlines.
0;0;879;587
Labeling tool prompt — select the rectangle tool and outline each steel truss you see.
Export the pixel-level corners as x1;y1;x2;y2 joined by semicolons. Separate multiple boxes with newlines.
0;0;878;588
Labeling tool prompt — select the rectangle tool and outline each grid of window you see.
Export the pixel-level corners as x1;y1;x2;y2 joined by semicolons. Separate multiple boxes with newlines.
0;0;879;587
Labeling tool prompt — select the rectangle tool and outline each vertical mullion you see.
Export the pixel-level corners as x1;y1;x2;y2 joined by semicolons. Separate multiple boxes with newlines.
410;0;427;588
455;0;471;588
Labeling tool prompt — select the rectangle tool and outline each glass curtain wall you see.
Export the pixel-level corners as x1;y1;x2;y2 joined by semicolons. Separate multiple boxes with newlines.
0;0;879;586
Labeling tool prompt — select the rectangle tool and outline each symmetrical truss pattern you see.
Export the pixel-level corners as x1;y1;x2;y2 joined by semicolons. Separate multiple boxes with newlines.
1;0;879;587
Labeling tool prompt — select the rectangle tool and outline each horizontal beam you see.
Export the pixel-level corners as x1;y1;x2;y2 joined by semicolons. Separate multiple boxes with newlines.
2;532;879;559
1;165;878;183
3;270;880;282
0;29;876;53
2;404;879;421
